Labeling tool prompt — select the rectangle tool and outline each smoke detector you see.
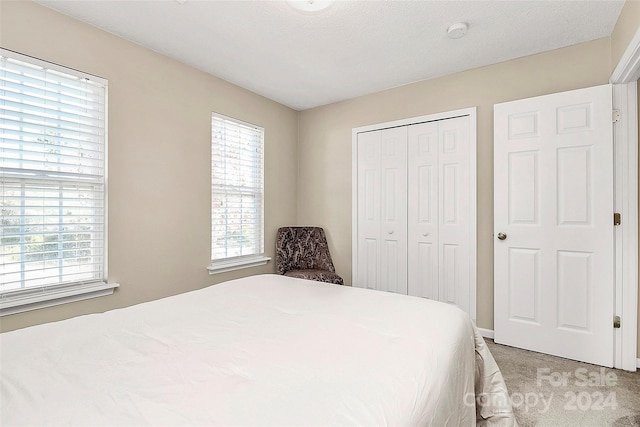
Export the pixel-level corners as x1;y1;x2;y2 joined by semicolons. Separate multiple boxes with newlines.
287;0;333;13
447;22;468;39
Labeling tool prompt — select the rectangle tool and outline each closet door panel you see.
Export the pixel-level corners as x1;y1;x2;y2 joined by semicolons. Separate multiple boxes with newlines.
438;116;471;313
380;127;408;294
356;131;381;290
407;122;439;299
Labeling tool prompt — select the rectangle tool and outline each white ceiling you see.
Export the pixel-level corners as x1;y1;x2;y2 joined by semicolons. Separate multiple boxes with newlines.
35;0;625;111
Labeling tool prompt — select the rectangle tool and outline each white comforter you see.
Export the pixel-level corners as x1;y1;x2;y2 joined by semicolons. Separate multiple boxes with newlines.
1;274;516;426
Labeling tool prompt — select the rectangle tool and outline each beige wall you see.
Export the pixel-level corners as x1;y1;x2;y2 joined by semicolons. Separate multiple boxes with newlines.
611;0;640;72
297;38;612;331
0;1;298;332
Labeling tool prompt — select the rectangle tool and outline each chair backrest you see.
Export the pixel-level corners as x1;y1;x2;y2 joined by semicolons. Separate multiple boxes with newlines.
276;227;336;275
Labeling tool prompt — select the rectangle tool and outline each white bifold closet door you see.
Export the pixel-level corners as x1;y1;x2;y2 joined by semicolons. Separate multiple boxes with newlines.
407;118;471;314
356;126;408;295
355;115;473;318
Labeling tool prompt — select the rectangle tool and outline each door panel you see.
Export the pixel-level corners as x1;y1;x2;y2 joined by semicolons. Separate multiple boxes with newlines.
557;146;591;224
556;250;591;331
508;247;539;323
438;117;470;314
508;151;538;224
380;127;408;295
357;127;407;293
408;122;438;299
442;243;459;305
407;116;472;316
362;238;378;290
356;131;380;291
494;84;614;367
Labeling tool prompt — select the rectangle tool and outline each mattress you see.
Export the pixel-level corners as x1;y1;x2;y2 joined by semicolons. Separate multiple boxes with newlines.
0;274;516;426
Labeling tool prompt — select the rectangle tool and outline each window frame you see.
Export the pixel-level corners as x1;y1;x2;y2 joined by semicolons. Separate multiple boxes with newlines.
208;113;269;274
0;49;117;316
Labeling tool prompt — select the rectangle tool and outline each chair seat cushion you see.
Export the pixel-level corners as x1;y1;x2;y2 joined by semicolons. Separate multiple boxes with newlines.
284;269;344;285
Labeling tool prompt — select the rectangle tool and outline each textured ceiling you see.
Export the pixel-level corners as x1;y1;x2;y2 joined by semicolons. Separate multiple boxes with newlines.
35;0;625;111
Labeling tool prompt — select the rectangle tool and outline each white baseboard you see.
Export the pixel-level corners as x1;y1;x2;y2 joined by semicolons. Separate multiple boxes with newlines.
478;328;494;340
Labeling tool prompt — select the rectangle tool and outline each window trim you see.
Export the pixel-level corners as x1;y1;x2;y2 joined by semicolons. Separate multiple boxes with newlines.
0;281;119;316
0;49;114;315
207;254;271;275
209;113;269;274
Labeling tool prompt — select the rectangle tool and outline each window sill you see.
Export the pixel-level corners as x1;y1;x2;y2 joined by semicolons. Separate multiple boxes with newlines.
0;282;119;317
208;256;271;274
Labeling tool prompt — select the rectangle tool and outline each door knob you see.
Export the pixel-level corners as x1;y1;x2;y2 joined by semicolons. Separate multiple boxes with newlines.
388;230;394;235
497;232;507;240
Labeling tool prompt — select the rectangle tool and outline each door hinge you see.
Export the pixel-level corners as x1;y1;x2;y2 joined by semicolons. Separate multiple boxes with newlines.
614;212;621;226
612;109;621;123
614;315;621;329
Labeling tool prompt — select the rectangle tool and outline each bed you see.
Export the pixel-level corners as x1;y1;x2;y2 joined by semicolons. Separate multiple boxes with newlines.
1;274;516;426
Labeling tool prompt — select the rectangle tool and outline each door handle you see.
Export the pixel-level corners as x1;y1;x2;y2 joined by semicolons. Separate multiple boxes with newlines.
388;230;394;235
497;232;507;240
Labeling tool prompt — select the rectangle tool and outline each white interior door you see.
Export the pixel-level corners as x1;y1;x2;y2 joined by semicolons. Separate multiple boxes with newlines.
494;84;614;367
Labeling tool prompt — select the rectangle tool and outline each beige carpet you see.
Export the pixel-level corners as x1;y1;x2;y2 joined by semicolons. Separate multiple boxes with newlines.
486;339;640;427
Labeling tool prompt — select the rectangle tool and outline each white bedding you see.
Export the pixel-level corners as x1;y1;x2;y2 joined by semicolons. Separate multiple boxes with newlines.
1;274;516;426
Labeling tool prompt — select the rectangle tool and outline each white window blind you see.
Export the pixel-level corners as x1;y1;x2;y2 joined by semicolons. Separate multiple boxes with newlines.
210;114;268;273
0;49;112;311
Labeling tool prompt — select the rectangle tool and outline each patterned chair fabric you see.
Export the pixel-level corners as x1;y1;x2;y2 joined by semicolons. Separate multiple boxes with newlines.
276;227;344;285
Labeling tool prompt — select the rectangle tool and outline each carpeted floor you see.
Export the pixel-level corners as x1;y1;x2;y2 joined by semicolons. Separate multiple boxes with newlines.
486;339;640;426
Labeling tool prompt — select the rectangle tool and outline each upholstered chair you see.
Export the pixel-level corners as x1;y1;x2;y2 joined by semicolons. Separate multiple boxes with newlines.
275;227;344;285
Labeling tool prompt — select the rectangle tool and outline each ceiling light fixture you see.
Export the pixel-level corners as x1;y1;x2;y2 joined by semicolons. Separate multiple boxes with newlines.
287;0;333;13
447;22;468;39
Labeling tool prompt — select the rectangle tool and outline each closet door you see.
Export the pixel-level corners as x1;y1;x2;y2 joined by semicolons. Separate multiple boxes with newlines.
380;127;408;294
438;116;471;314
356;127;408;293
407;122;439;299
407;117;472;314
356;130;381;290
353;109;476;319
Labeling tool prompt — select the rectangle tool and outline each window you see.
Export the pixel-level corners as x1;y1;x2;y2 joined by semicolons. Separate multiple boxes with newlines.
0;49;116;315
209;114;269;273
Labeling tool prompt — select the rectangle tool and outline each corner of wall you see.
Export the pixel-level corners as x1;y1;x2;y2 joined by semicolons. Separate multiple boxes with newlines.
294;110;301;226
611;0;640;73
